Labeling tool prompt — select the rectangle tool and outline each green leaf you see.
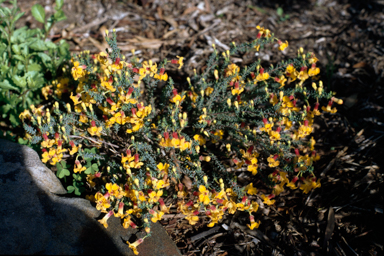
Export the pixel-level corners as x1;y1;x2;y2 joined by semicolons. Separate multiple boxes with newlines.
21;45;29;56
30;40;48;51
18;137;29;145
85;163;99;174
37;52;52;65
55;0;64;10
53;10;66;22
277;7;283;17
12;75;27;88
12;12;25;26
0;104;12;114
28;63;42;72
56;167;70;178
91;163;99;171
67;185;75;193
44;41;57;49
58;39;70;56
0;42;7;56
0;80;19;92
9;113;20;126
11;44;21;54
31;4;45;23
13;54;25;61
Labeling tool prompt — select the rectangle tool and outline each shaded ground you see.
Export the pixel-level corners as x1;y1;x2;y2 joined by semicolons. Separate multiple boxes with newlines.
12;0;384;255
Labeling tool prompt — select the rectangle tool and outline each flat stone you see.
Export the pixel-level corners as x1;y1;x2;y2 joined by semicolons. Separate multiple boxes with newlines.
0;139;181;256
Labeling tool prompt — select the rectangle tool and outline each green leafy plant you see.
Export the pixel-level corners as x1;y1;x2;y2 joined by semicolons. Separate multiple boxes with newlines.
276;7;290;22
0;0;69;137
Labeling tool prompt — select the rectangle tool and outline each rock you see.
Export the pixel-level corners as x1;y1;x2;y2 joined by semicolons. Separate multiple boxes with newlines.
0;139;181;256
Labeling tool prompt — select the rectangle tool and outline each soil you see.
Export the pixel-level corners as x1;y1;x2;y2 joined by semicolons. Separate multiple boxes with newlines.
9;0;384;255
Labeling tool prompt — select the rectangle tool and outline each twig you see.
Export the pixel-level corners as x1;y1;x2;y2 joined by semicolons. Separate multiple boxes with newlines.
69;135;120;148
191;225;221;242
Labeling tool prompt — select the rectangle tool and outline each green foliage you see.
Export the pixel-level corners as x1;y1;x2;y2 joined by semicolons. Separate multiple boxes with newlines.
56;160;70;179
0;0;69;132
67;173;86;196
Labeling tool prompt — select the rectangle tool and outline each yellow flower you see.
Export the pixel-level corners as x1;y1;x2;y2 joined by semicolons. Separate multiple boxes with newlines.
71;61;87;80
98;210;113;228
246;183;258;195
41;85;52;100
149;209;164;223
285;64;298;83
74;160;86;174
70;92;82;105
247;215;260;230
300;177;321;194
298;67;309;81
198;185;210;205
231;82;244;95
267;155;280;168
126;238;144;255
261;194;275;206
256;25;271;38
260;118;274;133
88;121;102;137
19;109;31;121
308;63;320;76
278;40;289;51
106;183;123;199
170;88;185;104
185;211;199;225
95;192;111;212
255;68;270;82
148;190;163;203
171;56;184;69
193;134;206;145
157;162;170;175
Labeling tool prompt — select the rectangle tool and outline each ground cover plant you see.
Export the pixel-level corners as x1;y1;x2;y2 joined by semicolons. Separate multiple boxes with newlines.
0;0;69;141
20;25;344;255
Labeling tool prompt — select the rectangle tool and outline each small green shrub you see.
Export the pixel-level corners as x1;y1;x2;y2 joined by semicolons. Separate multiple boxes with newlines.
22;27;342;254
0;0;69;138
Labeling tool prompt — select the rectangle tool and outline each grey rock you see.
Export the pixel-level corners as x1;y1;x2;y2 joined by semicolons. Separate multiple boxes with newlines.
0;139;181;256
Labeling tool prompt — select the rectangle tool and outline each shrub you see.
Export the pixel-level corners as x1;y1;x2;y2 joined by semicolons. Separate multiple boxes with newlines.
0;0;69;140
21;27;342;254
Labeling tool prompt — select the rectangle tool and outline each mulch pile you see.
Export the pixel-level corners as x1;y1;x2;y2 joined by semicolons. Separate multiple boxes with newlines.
13;0;384;255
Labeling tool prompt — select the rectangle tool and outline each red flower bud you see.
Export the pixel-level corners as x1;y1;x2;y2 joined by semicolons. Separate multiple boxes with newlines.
106;98;115;105
127;87;134;95
262;118;268;125
132;68;139;73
